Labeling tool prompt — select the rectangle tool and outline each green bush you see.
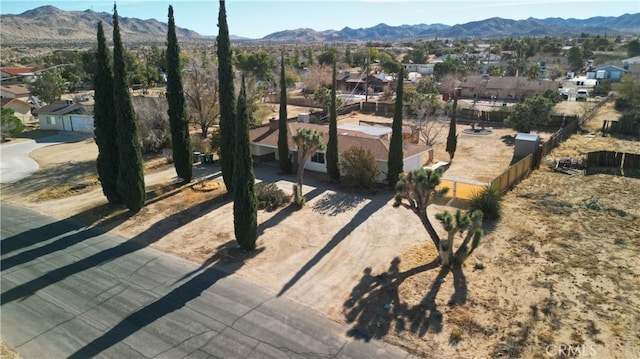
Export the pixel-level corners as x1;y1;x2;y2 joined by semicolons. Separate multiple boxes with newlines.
469;183;503;220
1;108;25;140
340;146;379;190
255;182;291;210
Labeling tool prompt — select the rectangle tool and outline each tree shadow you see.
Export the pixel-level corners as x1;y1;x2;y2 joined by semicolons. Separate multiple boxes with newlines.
0;160;98;199
311;191;367;216
0;194;231;305
1;203;133;271
257;186;324;237
67;241;263;359
277;192;393;296
343;255;469;342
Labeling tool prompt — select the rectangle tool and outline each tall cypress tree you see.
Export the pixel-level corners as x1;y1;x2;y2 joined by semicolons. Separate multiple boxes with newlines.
387;67;405;187
166;5;192;182
113;4;146;212
233;76;257;250
278;51;292;173
446;92;458;162
94;21;120;204
326;55;340;181
217;0;235;193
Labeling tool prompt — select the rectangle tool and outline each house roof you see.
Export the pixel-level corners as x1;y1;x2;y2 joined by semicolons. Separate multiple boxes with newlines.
1;67;36;76
594;64;627;72
37;100;83;115
458;76;560;92
1;97;33;108
622;56;640;64
250;122;430;162
0;84;30;95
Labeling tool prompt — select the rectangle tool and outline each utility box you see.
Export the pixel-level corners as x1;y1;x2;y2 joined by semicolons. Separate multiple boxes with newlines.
297;113;310;123
514;133;540;161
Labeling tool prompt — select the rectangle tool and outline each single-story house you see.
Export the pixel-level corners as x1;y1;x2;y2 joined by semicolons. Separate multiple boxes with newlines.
249;120;433;183
0;84;31;101
403;63;434;75
36;100;94;132
456;75;561;101
591;65;627;82
0;67;37;84
1;98;34;124
336;71;395;94
621;56;640;75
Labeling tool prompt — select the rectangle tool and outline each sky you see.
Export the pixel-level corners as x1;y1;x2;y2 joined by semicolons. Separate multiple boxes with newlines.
1;0;638;39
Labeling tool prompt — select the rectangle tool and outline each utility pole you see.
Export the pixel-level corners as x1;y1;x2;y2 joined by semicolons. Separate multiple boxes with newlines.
364;52;369;103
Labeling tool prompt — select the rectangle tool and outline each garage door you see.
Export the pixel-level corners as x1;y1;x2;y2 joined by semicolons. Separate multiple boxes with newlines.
70;116;94;133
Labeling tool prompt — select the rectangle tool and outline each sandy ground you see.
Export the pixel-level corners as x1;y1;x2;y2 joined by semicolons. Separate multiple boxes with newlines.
2;100;639;358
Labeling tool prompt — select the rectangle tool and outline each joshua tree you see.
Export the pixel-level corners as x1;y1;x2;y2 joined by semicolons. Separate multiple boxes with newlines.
292;127;325;206
393;168;484;267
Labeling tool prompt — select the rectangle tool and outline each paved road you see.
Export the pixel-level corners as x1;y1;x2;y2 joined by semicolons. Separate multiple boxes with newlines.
0;203;415;359
0;132;91;184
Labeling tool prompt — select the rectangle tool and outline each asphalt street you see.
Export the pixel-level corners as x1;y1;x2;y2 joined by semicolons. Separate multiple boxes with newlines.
0;203;415;359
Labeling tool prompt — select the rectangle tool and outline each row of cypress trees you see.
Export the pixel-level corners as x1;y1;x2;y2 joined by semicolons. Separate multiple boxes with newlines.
94;4;193;213
94;5;145;212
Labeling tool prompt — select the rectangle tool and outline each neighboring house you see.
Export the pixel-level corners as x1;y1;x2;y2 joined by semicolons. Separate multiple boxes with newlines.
0;84;31;101
249;120;433;183
336;71;395;94
456;75;561;101
403;63;434;75
591;64;627;82
1;98;34;124
0;67;37;84
36;100;94;132
621;56;640;75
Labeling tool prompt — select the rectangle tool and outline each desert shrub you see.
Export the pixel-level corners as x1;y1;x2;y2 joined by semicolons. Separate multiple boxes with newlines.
255;182;291;210
615;97;632;111
591;80;612;97
340;146;379;190
469;183;503;220
133;96;170;154
191;135;211;153
1;108;25;140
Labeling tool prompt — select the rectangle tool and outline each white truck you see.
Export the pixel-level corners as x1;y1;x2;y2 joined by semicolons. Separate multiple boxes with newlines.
576;89;588;101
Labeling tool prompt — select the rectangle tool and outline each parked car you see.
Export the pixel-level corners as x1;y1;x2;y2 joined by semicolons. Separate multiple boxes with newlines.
576;89;588;101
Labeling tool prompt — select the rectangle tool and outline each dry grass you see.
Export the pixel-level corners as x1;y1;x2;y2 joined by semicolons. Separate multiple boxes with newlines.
26;175;100;201
372;105;640;357
0;342;21;359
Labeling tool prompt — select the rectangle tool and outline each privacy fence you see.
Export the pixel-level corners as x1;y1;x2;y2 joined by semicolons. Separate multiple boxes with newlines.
490;117;580;194
586;151;640;170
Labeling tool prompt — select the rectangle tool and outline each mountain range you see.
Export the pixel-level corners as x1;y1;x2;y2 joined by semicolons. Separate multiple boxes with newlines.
265;14;640;42
1;5;639;44
0;5;205;44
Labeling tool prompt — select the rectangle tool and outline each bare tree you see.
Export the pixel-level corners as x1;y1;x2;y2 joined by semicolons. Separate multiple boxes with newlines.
184;55;219;138
407;92;446;146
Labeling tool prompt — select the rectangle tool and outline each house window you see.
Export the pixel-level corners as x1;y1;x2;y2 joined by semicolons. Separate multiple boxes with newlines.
310;152;325;164
47;116;56;125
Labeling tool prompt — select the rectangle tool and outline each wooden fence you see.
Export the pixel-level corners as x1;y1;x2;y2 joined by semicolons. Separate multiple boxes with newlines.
490;117;580;193
586;151;640;170
491;155;533;193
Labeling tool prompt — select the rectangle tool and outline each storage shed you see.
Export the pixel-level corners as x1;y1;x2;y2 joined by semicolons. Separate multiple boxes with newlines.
514;133;540;161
